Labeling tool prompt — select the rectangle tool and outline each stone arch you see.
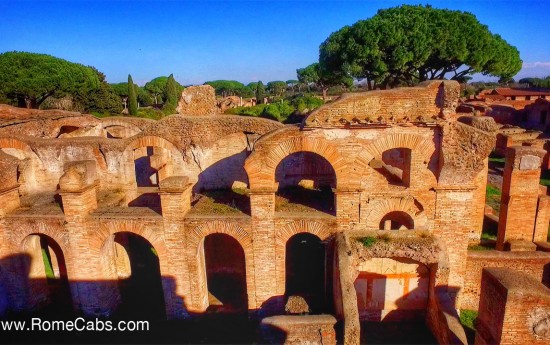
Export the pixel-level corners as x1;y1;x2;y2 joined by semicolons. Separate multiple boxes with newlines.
91;220;167;258
364;133;435;162
88;220;168;317
101;118;142;134
275;220;332;296
124;135;184;186
0;137;45;194
14;222;69;253
0;137;34;154
245;135;348;190
125;135;180;153
16;230;72;312
364;197;428;229
186;221;255;312
358;133;437;188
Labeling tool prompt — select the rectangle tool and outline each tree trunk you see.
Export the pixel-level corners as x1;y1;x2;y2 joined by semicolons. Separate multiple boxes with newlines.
322;88;328;100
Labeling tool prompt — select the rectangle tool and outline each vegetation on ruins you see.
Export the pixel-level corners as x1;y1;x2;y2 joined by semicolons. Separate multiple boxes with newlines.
0;51;101;109
255;80;266;104
318;5;522;89
127;74;138;116
163;74;179;113
225;95;324;123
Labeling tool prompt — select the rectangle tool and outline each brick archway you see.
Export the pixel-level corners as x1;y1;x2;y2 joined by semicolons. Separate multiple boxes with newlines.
364;197;428;229
125;135;180;153
274;220;333;296
245;133;348;191
186;221;255;311
92;220;168;258
364;133;435;162
13;222;69;254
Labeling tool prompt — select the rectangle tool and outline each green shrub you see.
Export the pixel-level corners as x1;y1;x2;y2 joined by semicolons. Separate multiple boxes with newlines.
359;236;377;248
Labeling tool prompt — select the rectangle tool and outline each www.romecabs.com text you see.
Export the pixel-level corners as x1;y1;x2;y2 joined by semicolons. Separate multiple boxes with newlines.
1;318;149;332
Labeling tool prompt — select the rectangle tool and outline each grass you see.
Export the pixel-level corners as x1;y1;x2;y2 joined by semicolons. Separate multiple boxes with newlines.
459;309;478;344
42;247;55;279
468;243;495;251
540;170;550;187
485;184;501;213
190;189;250;215
359;236;377;248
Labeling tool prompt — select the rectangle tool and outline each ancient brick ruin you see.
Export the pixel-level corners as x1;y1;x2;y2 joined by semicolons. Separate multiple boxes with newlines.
0;81;549;344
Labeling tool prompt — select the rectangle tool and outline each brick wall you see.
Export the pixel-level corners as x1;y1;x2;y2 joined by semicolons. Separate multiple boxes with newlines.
475;268;550;345
462;251;550;310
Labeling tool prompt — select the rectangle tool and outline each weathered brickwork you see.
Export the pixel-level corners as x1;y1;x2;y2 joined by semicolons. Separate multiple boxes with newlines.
475;268;550;345
3;81;543;345
462;251;550;310
497;146;546;250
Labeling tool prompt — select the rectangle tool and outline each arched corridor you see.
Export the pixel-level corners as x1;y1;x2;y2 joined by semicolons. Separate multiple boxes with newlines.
285;233;326;313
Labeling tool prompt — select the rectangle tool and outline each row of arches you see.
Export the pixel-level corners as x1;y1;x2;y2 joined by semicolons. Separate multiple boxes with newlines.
14;229;330;317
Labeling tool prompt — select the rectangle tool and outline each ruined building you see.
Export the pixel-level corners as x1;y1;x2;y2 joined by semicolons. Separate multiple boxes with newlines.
0;81;549;344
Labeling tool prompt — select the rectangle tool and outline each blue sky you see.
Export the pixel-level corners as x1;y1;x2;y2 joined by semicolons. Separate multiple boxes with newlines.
1;0;549;85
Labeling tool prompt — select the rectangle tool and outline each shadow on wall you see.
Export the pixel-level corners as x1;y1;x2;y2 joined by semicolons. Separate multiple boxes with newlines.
193;150;250;193
0;253;264;344
128;193;162;215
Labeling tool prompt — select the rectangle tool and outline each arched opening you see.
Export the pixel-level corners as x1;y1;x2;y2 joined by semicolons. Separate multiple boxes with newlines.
134;146;172;187
130;146;173;213
56;125;80;138
21;234;71;313
354;257;433;343
285;233;326;313
203;234;247;312
275;152;336;215
379;211;414;230
111;232;165;319
370;148;412;187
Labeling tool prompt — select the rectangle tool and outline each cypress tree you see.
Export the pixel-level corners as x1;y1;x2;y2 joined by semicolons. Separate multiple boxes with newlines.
163;73;178;114
127;74;138;116
255;80;266;105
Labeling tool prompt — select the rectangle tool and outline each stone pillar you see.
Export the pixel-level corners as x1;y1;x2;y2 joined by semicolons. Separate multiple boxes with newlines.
433;185;476;307
496;146;545;251
59;160;99;219
335;189;361;231
250;189;276;312
58;160;103;315
159;176;192;318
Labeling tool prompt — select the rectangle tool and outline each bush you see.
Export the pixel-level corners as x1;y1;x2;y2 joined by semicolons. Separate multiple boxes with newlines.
359;236;377;248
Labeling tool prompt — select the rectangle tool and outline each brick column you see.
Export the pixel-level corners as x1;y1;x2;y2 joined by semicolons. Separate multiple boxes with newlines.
534;195;550;243
497;146;545;251
159;176;192;318
58;161;104;315
250;189;276;312
433;185;475;307
334;189;360;231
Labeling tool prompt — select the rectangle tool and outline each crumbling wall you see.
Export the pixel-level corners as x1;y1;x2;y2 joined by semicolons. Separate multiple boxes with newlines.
475;268;550;345
304;80;460;128
176;85;219;116
462;251;550;310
